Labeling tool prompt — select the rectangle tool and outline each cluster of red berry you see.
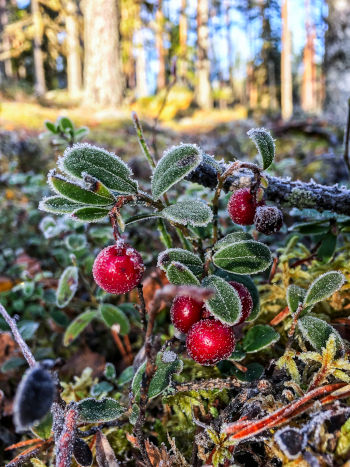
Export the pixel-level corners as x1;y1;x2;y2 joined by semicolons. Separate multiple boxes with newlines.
228;187;283;234
171;280;253;366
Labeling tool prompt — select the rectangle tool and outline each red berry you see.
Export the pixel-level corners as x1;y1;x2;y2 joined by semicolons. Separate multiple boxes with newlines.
229;281;253;324
170;296;204;334
92;244;144;294
254;205;283;235
228;188;257;225
186;319;235;366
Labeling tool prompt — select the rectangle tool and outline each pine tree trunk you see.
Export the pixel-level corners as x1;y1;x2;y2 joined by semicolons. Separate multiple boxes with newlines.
156;0;166;91
196;0;212;110
83;0;123;107
325;0;350;124
178;0;187;81
31;0;46;96
65;0;82;98
134;29;147;98
301;0;317;113
281;0;293;120
0;0;13;82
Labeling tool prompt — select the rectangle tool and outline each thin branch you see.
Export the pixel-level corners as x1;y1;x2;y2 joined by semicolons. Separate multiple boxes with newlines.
174;376;242;392
55;404;78;467
137;283;147;334
0;303;36;368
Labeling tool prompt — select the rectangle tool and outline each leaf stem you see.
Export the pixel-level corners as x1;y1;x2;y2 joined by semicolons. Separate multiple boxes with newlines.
132;111;156;170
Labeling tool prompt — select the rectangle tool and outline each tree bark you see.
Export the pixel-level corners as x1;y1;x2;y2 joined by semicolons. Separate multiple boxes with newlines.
134;29;147;98
281;0;293;120
65;0;82;98
325;0;350;124
178;0;187;82
196;0;212;110
83;0;123;107
31;0;46;96
156;0;166;91
0;0;13;82
301;0;317;113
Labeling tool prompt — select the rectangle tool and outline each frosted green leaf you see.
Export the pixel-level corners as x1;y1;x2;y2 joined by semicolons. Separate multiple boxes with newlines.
117;366;134;386
125;212;162;225
287;284;307;314
39;196;83;214
65;234;87;251
213;240;272;274
161;200;213;226
31;412;53;440
63;310;97;346
304;271;345;306
202;275;242;325
39;216;60;239
151;143;203;200
82;173;115;202
242;325;280;353
298;316;344;354
99;304;130;335
229;362;264;382
214;232;253;251
71;207;110;222
247;127;275;169
60;143;138;194
129;404;140;425
56;266;79;308
166;261;200;286
104;363;116;381
49;171;113;206
157;248;203;276
90;382;114;396
77;397;124;422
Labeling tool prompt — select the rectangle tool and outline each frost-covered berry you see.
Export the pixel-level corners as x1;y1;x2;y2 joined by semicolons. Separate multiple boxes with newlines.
92;244;144;294
229;281;253;324
170;296;204;334
228;188;257;225
254;205;283;235
186;319;235;366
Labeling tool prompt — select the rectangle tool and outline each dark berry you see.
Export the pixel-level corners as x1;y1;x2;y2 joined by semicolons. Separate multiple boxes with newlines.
170;296;204;334
254;205;283;235
92;243;144;294
229;281;253;324
186;319;235;365
228;188;257;225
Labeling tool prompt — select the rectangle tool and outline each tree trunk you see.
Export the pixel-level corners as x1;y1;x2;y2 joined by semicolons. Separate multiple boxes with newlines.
156;0;166;91
83;0;123;107
196;0;212;110
281;0;293;120
225;1;234;93
301;0;317;113
0;0;13;82
325;0;350;124
134;29;147;98
178;0;187;81
31;0;46;96
65;0;82;98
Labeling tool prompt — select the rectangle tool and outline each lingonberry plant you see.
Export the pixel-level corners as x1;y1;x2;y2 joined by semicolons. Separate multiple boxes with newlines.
1;116;349;467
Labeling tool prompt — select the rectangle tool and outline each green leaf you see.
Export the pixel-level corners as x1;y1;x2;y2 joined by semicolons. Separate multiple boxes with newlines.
151;143;203;200
44;121;57;133
298;316;344;354
18;321;39;340
63;310;97;346
77;397;124;422
317;232;337;263
230;362;264;382
99;304;130;335
129;404;140;425
213;232;253;251
125;212;162;225
65;234;87;251
61;143;138;194
202;275;242;325
58;116;74;131
56;266;79;308
82;173;115;202
247;128;275;169
213;240;272;275
39;196;83;214
166;261;200;286
157;248;203;277
117;366;134;386
71;207;110;222
90;382;114;396
161;200;213;227
104;363;116;381
304;271;345;306
286;285;307;314
31;412;53;439
242;325;280;353
49;172;113;205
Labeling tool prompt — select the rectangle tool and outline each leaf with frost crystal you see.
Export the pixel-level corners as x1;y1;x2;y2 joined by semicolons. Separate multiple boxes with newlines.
247;127;275;169
304;271;345;306
157;248;203;276
99;304;130;335
60;143;138;194
242;325;279;353
39;196;83;214
161;200;213;227
202;275;242;325
151;143;203;200
77;398;124;422
166;261;200;286
63;310;97;346
298;316;344;354
287;284;307;314
71;207;110;222
56;266;79;308
213;240;272;275
213;232;253;251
